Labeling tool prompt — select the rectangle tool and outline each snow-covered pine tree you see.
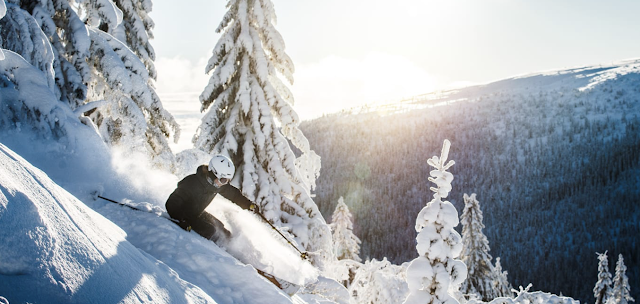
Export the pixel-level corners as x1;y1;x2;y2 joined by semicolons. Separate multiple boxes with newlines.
460;193;498;301
0;49;77;141
18;0;92;108
110;0;157;80
328;196;362;287
594;251;613;304
78;0;123;32
330;197;362;262
493;257;513;298
83;27;179;168
404;139;467;304
193;0;329;267
0;3;78;141
0;3;56;91
2;0;177;167
608;254;634;304
75;0;179;168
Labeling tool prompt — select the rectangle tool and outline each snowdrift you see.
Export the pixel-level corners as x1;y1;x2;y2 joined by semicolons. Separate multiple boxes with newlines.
469;291;579;304
0;143;216;304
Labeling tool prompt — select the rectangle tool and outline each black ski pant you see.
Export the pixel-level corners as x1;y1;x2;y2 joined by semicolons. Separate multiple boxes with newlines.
193;212;231;243
171;211;231;244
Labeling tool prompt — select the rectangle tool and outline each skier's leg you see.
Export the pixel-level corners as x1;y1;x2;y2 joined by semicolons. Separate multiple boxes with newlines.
190;212;231;243
208;214;232;244
189;217;214;239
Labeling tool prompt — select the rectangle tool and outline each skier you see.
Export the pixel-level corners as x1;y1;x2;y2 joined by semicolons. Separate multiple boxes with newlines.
165;154;258;243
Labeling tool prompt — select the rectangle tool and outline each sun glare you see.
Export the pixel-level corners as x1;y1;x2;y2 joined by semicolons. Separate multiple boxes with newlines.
291;52;437;120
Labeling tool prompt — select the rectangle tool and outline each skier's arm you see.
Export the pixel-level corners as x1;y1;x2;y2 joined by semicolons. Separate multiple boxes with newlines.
165;186;198;231
219;185;254;210
165;187;190;220
166;175;200;220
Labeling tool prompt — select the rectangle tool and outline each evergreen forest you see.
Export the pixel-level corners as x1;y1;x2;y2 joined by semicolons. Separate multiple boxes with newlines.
300;64;640;304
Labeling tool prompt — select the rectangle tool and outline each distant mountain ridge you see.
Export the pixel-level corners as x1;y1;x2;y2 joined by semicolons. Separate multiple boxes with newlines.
328;58;640;119
300;58;640;303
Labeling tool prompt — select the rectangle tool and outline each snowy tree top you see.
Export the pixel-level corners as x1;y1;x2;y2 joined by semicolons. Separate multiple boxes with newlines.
427;139;455;200
594;251;613;304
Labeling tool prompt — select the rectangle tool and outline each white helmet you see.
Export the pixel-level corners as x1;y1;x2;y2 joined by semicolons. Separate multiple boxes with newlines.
208;155;235;179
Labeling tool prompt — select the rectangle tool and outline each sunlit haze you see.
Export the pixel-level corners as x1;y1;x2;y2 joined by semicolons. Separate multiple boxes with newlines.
151;0;640;121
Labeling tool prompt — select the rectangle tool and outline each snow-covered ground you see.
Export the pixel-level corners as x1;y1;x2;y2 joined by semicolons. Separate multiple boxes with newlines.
0;142;218;303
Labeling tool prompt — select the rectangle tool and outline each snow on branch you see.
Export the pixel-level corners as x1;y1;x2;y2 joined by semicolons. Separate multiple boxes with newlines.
79;0;124;32
0;1;6;19
0;4;56;91
30;1;91;108
0;50;77;142
111;0;157;79
85;28;179;168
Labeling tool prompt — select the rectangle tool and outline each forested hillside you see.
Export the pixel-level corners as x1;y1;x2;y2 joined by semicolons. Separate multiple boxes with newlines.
300;61;640;304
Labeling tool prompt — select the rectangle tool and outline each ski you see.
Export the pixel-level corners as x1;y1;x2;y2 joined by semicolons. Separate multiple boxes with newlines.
97;195;180;224
256;269;302;296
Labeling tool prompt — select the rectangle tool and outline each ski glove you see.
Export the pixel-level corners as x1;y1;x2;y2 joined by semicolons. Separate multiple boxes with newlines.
178;219;192;232
249;203;259;214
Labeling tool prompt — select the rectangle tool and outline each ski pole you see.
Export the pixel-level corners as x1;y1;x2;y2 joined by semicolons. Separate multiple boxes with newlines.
97;195;180;224
254;211;309;260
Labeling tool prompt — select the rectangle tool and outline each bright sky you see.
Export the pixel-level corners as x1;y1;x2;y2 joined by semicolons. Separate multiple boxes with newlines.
151;0;640;121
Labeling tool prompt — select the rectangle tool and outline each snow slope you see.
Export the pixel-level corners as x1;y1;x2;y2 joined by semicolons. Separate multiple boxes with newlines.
0;141;317;303
0;143;216;303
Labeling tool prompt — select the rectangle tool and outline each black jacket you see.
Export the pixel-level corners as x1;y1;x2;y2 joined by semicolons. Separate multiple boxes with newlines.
165;165;252;221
